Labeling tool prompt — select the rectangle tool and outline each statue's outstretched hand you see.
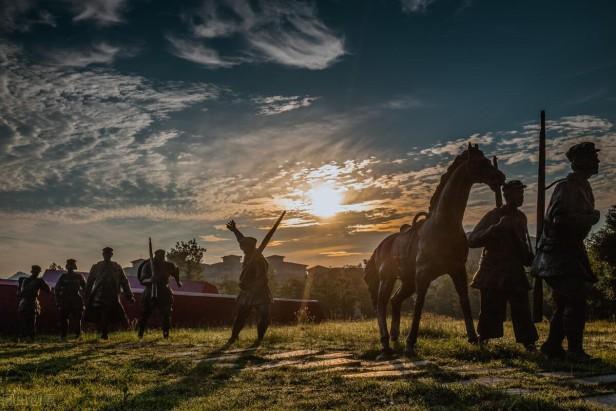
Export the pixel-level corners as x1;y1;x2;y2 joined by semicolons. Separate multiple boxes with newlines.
226;220;237;231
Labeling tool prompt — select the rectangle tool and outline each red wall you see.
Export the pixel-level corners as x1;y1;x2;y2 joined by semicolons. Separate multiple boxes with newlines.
0;273;323;335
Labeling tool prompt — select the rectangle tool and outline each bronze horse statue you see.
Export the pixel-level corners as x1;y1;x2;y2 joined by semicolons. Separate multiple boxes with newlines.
365;143;506;357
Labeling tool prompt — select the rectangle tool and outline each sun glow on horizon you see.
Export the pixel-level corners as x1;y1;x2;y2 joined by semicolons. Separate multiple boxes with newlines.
307;184;344;218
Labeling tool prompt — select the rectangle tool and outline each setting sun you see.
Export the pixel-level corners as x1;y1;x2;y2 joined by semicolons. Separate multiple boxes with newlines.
307;184;344;218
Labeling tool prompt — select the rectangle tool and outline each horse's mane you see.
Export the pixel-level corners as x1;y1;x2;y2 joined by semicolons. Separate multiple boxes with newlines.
428;149;469;214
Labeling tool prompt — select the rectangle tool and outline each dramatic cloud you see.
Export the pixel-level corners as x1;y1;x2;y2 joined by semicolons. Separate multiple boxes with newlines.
170;0;346;70
252;95;319;116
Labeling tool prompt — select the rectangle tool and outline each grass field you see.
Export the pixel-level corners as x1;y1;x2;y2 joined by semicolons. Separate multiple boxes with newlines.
1;315;616;410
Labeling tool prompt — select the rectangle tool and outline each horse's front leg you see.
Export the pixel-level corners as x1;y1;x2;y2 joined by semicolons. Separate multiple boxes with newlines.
376;277;395;359
451;268;478;344
390;278;415;343
405;272;430;357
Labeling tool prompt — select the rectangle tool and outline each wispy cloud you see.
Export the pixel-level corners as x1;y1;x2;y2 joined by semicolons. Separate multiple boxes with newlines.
0;0;56;32
167;36;243;69
170;0;346;70
43;42;124;67
70;0;127;26
400;0;435;14
252;95;319;116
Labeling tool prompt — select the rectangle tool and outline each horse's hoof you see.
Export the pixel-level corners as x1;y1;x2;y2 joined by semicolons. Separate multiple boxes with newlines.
468;336;479;345
376;349;394;361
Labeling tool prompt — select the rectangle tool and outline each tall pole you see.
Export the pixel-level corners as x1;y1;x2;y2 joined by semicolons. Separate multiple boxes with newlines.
492;156;503;208
533;110;546;322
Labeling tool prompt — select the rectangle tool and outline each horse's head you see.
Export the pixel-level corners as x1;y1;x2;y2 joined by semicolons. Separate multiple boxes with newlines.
465;143;506;192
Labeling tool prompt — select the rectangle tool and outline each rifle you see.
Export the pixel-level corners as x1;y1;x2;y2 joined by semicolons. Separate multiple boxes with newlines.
148;237;159;300
492;156;503;208
240;211;286;274
532;110;546;323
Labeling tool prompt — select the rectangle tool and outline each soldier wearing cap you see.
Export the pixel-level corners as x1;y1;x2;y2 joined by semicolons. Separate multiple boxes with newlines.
468;180;538;351
17;265;51;340
55;259;86;339
533;142;601;361
137;249;182;339
84;247;134;339
225;220;272;346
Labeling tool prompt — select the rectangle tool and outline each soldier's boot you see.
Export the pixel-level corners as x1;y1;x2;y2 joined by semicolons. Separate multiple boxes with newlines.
137;322;145;339
162;314;171;339
564;302;591;361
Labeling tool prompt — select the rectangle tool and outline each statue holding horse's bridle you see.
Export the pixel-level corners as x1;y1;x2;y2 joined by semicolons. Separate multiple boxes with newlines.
365;143;506;358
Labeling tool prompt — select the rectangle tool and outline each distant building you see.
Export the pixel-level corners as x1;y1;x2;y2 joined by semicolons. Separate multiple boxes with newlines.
202;254;308;283
202;255;243;283
124;259;145;277
266;255;307;282
7;271;28;281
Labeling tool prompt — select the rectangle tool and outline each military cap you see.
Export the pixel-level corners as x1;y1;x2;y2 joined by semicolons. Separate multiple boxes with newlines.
502;180;526;191
566;142;600;162
154;249;166;256
102;246;113;253
31;265;42;272
239;237;257;249
66;258;77;265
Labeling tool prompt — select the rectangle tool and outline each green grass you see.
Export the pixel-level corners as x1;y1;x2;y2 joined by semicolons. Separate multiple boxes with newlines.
1;315;615;410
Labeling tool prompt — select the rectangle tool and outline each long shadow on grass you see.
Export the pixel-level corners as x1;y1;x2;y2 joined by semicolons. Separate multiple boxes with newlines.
4;349;98;383
96;345;263;411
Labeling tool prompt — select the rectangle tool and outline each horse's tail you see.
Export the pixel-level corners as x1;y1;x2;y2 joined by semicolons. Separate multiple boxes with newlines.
363;255;379;309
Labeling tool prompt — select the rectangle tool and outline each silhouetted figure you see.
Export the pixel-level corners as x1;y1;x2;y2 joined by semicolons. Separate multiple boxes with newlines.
55;259;86;339
137;249;181;339
534;142;601;361
17;265;51;339
468;180;538;351
17;265;50;340
226;220;272;346
85;247;134;339
364;144;506;358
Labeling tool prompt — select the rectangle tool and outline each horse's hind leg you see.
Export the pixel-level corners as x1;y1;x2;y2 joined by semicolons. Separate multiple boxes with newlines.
390;279;415;343
451;268;479;344
376;277;396;358
405;273;430;357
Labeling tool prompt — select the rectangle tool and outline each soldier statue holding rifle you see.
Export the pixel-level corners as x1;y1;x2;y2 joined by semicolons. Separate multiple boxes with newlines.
225;212;285;346
534;142;601;361
137;247;182;339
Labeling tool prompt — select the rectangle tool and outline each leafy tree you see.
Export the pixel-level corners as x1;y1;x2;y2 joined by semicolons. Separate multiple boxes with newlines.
587;206;616;318
48;262;63;270
167;239;207;280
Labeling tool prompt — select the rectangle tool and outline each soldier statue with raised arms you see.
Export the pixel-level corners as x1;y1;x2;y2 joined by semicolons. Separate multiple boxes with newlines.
225;220;273;346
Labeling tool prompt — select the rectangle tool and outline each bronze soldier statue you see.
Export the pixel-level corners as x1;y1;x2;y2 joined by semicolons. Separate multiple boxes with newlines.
468;180;538;351
84;247;134;339
55;259;86;339
534;142;601;361
226;220;272;346
137;249;182;339
17;265;51;340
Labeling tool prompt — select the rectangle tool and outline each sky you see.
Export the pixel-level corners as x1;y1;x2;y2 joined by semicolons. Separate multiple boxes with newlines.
1;0;615;276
